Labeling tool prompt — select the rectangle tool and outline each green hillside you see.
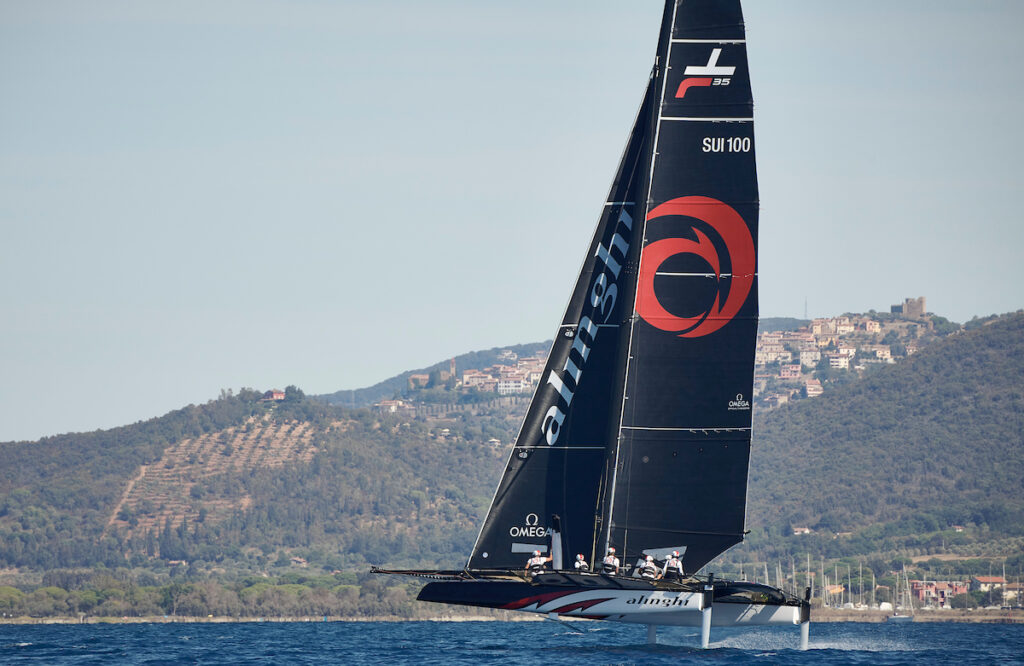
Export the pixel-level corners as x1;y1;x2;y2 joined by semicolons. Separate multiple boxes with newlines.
1;313;1023;618
729;312;1024;567
0;395;519;572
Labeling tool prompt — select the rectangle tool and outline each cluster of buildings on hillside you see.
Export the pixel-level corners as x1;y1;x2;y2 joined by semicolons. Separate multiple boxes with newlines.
375;297;934;412
830;576;1020;610
374;350;548;414
459;349;547;396
399;350;549;397
754;297;930;408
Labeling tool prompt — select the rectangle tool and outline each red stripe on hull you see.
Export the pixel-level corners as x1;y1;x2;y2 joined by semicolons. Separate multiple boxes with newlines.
501;589;576;610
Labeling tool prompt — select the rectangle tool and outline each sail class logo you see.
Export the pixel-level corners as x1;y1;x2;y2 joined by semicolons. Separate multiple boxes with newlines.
676;48;736;99
636;196;754;338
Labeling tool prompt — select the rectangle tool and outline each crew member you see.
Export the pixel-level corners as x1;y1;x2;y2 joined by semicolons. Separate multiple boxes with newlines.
574;553;589;572
639;555;659;580
526;550;552;574
662;550;684;582
601;547;620;575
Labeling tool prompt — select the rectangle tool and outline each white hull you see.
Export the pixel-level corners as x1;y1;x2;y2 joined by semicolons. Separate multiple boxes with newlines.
507;587;803;627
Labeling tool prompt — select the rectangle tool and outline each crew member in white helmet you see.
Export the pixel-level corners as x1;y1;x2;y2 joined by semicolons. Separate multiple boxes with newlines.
662;550;684;582
526;550;552;574
574;553;589;572
601;547;620;575
639;554;659;580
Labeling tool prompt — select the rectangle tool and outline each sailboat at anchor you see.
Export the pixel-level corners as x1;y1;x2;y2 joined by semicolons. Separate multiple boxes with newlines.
375;0;811;649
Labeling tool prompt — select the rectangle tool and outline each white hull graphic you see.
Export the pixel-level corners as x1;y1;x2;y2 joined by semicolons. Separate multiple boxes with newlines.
506;588;803;627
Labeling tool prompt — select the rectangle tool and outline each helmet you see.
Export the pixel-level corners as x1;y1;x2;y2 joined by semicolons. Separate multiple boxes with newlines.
576;553;585;560
646;555;653;562
533;550;541;557
607;547;616;554
672;551;680;558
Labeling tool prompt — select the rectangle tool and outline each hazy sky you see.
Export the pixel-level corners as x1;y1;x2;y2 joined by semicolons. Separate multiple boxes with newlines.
2;1;1022;442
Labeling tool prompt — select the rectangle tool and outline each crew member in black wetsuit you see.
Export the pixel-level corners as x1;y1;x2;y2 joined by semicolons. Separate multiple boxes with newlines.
574;553;590;572
661;550;684;582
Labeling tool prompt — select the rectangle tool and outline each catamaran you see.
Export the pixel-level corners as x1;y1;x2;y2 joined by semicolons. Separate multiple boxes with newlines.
376;0;811;648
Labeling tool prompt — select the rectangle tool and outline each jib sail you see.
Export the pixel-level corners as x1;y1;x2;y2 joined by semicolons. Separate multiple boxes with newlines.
466;82;654;571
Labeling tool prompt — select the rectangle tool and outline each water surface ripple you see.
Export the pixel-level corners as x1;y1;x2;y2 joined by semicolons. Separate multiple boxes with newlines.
1;620;1022;664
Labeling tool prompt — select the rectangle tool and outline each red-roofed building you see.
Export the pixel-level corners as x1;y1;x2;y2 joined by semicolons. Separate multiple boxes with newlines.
970;576;1006;592
911;580;969;607
779;364;802;380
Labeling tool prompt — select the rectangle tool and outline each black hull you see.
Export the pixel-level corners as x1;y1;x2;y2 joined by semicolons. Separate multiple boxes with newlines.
380;570;809;627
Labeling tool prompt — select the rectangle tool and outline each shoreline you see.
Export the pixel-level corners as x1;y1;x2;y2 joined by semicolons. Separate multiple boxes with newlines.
811;608;1024;624
3;609;1023;625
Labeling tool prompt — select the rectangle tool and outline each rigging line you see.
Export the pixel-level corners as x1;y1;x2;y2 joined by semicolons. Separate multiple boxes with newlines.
605;0;680;558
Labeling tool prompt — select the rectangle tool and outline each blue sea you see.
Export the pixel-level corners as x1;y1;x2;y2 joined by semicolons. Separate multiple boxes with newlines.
1;620;1022;665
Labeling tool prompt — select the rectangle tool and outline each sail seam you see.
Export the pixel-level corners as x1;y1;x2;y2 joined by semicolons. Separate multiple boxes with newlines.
608;525;745;538
621;426;750;432
661;117;753;122
512;446;606;450
671;39;745;44
655;272;753;277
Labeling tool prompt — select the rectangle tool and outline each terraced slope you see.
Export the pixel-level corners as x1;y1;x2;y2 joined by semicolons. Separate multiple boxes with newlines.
107;416;327;537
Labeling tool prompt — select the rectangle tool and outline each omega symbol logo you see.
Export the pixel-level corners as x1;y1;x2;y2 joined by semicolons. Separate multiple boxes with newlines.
728;394;751;411
509;513;548;538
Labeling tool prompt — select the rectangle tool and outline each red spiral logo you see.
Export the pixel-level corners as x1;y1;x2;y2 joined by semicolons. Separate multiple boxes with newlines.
636;196;755;338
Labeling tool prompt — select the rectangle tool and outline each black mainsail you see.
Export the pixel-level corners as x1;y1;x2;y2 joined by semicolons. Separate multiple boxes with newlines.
468;0;758;576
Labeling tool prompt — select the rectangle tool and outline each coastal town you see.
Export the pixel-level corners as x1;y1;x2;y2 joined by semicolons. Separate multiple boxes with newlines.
378;296;942;413
811;573;1023;614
